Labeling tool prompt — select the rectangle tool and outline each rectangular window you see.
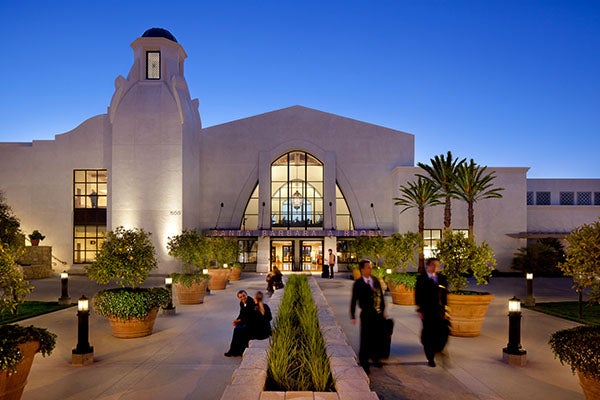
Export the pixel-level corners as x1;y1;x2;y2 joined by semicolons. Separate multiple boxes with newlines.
146;51;161;80
536;192;551;205
526;192;533;205
423;229;442;259
73;169;107;263
238;239;257;264
577;192;591;205
560;192;574;205
595;192;600;206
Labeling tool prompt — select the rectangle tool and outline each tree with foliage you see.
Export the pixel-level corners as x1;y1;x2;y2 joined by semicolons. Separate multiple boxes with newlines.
394;177;443;271
435;229;496;292
351;235;385;266
86;226;157;288
417;151;465;229
454;159;504;237
512;238;565;276
381;232;423;273
207;236;239;268
0;190;23;248
167;229;208;273
559;219;600;305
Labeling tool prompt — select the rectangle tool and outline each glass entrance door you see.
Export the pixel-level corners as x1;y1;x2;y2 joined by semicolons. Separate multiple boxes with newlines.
300;240;323;271
271;240;295;271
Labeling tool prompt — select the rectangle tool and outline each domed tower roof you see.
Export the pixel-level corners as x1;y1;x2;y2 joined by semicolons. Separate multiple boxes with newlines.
141;28;177;43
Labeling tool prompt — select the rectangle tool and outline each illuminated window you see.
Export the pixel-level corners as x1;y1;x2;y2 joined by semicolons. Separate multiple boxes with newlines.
271;151;323;229
335;185;354;230
146;51;160;80
241;184;259;230
73;169;107;263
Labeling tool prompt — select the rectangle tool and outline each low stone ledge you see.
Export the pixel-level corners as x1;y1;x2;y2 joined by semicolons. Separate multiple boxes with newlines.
221;276;378;400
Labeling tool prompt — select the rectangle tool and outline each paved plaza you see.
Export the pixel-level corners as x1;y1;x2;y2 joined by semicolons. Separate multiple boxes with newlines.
18;273;584;400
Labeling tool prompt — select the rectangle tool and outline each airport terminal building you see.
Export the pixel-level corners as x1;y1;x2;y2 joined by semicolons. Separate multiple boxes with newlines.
1;29;598;274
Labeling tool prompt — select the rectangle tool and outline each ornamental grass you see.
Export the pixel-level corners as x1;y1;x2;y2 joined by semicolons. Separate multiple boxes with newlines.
266;275;334;392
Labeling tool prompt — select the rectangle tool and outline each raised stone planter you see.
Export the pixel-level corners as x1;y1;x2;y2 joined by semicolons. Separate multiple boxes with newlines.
221;276;378;400
18;246;53;279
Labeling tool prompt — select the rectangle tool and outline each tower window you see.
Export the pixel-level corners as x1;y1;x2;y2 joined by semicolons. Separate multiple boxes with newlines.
146;51;160;80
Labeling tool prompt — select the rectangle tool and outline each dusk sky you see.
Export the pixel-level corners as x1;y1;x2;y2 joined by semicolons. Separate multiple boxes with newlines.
1;1;598;178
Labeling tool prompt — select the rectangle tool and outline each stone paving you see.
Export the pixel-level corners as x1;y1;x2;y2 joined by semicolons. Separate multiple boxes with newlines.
16;273;586;400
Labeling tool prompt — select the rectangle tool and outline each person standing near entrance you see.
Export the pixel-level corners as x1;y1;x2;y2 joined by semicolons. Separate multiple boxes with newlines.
350;259;386;374
415;257;449;367
327;248;336;279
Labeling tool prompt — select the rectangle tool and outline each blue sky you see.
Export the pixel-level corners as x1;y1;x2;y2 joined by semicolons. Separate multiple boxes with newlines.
1;1;598;178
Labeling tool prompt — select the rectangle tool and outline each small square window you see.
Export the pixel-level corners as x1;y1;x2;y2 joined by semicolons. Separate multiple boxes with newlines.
536;192;551;205
146;51;160;80
595;192;600;206
560;192;574;205
577;192;592;205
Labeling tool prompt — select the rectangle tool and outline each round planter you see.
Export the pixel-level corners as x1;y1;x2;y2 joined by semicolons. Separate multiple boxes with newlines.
578;371;600;400
174;280;208;305
29;239;40;246
447;292;494;337
207;269;231;290
351;268;362;280
229;267;242;281
0;341;39;400
107;308;159;338
376;277;387;292
388;282;416;305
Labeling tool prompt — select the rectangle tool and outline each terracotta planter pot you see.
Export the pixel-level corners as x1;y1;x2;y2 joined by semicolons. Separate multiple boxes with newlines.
29;239;39;246
351;269;362;280
207;269;231;290
229;267;242;281
578;371;600;400
107;308;159;338
447;292;494;337
174;280;208;305
388;282;416;305
0;341;39;400
376;277;387;292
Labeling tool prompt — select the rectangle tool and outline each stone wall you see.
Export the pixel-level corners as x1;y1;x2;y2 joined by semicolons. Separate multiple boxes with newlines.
18;246;53;279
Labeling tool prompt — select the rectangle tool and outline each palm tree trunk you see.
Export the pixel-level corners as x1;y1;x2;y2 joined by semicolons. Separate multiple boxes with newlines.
444;195;452;228
418;206;425;273
468;201;474;238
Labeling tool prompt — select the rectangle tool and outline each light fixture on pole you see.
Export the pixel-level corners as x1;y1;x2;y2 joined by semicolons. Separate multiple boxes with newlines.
524;273;535;306
502;296;527;366
163;275;175;316
72;295;94;366
58;271;71;306
370;203;380;231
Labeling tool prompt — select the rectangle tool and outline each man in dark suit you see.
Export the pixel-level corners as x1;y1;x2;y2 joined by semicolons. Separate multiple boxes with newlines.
415;257;449;367
224;290;257;357
350;259;386;374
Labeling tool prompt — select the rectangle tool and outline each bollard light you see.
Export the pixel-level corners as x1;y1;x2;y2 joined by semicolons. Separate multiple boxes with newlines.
202;268;209;275
525;273;535;306
385;268;392;274
72;295;94;366
502;296;527;366
223;263;228;268
58;271;71;305
163;275;176;316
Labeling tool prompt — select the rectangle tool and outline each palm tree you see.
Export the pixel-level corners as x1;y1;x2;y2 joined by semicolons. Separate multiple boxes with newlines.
454;159;504;237
417;151;465;229
394;176;443;271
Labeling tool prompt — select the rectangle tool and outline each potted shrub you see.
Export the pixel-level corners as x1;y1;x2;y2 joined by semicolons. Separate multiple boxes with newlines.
1;242;56;400
549;325;600;400
85;226;169;338
27;230;45;246
382;232;422;305
348;263;361;280
435;229;496;337
167;230;210;304
205;237;237;290
229;262;243;281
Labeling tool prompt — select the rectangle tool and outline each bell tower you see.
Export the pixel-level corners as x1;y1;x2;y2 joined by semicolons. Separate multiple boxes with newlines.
108;28;201;271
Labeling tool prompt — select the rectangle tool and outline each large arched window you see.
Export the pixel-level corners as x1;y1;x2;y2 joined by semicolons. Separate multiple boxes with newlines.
271;151;323;229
